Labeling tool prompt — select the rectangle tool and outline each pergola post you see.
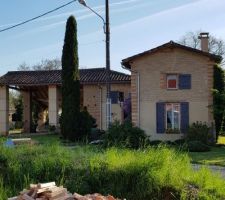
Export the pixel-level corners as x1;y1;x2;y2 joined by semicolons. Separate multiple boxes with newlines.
0;86;9;135
48;85;59;127
22;90;32;133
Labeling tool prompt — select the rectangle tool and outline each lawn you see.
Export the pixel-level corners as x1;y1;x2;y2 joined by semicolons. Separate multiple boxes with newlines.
188;136;225;166
30;134;60;144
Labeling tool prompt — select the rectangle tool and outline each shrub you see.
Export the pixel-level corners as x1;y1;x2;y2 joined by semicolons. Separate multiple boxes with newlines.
186;122;211;144
103;121;148;149
149;140;165;146
187;141;210;152
174;139;186;145
79;107;95;140
48;125;56;133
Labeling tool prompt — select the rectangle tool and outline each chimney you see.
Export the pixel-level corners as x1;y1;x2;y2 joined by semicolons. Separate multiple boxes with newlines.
198;32;209;52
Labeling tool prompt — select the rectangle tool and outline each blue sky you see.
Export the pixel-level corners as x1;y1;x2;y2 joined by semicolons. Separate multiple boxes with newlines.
0;0;225;75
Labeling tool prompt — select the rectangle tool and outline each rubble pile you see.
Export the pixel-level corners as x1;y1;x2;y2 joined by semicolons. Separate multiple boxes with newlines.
8;182;119;200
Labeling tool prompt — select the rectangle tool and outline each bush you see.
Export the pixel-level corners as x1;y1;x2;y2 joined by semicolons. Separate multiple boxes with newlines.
48;125;56;133
174;139;186;145
187;141;210;152
103;121;148;149
149;140;165;146
186;122;211;144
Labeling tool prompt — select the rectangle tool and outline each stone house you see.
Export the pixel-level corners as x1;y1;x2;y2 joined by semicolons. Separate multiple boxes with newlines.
0;68;130;135
121;33;221;141
0;33;222;140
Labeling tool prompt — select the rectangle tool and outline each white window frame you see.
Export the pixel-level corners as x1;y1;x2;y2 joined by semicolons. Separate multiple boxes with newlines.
167;74;178;89
166;103;180;130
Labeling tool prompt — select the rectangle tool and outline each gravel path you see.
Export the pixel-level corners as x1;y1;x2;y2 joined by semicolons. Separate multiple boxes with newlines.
192;164;225;178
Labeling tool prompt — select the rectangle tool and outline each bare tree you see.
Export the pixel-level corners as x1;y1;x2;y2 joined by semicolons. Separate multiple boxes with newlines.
18;62;31;71
178;30;225;63
17;58;61;71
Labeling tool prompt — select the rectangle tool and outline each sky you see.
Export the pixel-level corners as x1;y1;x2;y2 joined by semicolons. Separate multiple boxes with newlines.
0;0;225;75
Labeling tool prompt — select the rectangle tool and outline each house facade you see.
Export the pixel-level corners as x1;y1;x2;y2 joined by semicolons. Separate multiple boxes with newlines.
122;34;221;141
0;68;130;135
0;33;221;140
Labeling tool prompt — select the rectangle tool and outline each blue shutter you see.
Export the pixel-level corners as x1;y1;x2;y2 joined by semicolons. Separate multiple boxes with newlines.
179;74;191;89
110;91;118;104
180;102;189;133
156;102;165;133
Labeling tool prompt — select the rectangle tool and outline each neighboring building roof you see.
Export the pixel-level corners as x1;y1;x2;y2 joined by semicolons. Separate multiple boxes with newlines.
0;68;130;86
122;41;222;68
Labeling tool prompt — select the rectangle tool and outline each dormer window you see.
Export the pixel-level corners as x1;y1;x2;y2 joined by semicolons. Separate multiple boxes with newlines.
167;74;178;89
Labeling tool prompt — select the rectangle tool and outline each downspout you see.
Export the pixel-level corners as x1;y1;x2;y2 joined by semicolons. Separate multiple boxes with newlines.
98;85;103;129
121;63;140;127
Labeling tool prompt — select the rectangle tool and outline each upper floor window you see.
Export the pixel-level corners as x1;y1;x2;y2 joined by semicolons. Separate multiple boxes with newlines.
167;74;178;89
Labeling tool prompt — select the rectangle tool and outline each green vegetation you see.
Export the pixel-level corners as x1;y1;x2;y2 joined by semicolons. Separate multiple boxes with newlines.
218;136;225;144
103;121;148;149
213;64;225;138
0;143;225;200
30;134;60;145
186;121;212;144
189;146;225;166
61;15;80;141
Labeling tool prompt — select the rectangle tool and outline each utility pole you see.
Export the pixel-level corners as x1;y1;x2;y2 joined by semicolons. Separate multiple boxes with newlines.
105;0;111;129
78;0;111;129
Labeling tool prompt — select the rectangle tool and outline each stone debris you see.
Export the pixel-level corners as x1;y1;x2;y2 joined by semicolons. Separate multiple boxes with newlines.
8;182;119;200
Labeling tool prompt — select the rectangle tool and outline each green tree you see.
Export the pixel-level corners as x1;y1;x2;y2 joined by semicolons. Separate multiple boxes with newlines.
213;65;225;138
61;16;80;141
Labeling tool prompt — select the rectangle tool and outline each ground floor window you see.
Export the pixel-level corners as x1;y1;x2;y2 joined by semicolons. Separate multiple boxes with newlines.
166;103;180;130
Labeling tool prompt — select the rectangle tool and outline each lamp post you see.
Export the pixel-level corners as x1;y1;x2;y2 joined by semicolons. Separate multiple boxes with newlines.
78;0;111;129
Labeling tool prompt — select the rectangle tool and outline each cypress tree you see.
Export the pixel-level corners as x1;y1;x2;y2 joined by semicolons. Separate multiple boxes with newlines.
61;16;80;141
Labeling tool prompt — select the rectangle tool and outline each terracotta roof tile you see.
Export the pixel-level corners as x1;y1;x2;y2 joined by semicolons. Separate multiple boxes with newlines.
0;68;130;86
122;41;222;68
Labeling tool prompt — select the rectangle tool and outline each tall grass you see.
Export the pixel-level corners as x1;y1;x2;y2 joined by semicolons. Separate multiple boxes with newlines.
0;144;224;199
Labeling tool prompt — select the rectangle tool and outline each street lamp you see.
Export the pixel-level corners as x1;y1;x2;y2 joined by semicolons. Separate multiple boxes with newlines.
78;0;111;129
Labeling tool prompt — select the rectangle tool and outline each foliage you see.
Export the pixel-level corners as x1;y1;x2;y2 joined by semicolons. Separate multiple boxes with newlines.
0;145;225;199
186;122;211;144
18;59;61;71
103;121;148;149
187;140;210;152
213;64;225;138
30;101;41;133
165;128;180;134
174;139;186;145
10;91;23;121
149;140;165;146
79;107;95;139
61;16;80;141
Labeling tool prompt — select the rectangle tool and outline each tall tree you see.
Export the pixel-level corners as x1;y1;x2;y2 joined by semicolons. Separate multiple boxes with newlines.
61;16;80;141
213;65;225;138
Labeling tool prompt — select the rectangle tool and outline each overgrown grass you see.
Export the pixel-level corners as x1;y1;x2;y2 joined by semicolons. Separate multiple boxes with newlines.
0;144;225;199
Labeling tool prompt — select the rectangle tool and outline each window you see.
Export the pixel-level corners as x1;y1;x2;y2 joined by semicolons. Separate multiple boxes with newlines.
166;103;180;130
156;102;189;134
110;91;124;104
167;74;178;89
